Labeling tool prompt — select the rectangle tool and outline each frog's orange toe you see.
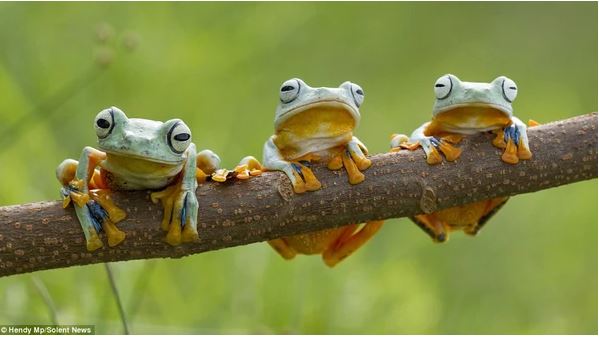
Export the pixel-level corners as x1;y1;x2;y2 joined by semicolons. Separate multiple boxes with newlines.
327;155;343;170
211;169;229;182
528;119;540;127
105;221;126;247
401;142;421;151
501;138;519;164
353;156;371;171
426;147;443;165
166;227;182;246
492;130;507;149
517;138;532;160
86;232;104;252
182;226;199;243
438;141;462;162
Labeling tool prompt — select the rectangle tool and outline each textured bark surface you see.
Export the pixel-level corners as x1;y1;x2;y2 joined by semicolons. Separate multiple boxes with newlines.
0;113;596;277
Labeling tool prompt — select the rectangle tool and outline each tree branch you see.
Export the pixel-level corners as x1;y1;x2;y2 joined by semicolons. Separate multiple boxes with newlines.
0;113;596;277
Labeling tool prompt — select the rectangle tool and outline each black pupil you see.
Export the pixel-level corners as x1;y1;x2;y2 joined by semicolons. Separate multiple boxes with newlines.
96;118;110;129
281;85;295;92
174;133;190;141
509;86;517;90
435;83;445;87
356;89;364;95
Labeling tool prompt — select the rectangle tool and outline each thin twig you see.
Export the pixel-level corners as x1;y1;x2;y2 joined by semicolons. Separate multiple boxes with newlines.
104;263;130;335
30;276;59;325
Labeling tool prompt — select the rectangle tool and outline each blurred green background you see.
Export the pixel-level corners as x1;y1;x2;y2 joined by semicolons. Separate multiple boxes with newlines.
0;2;597;334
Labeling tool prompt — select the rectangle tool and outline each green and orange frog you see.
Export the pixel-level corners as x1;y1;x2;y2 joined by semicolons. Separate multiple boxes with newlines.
390;74;535;241
252;78;383;267
57;107;221;251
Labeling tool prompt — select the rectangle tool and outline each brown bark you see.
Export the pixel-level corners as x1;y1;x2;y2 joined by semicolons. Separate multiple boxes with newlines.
0;113;596;277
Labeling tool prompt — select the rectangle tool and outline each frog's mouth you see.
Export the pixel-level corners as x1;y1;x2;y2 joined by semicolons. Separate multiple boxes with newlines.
101;149;184;166
275;100;360;132
435;102;512;116
432;103;512;133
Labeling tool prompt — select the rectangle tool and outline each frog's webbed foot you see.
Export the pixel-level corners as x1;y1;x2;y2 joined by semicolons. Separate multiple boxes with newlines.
151;183;199;245
57;158;126;251
418;136;462;165
291;161;322;192
329;138;371;185
389;133;411;152
497;121;532;164
233;156;264;180
210;156;263;182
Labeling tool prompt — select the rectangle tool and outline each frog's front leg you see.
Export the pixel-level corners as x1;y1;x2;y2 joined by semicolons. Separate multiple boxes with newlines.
56;147;126;251
263;137;320;193
496;116;532;164
332;137;372;185
151;144;200;245
393;122;462;164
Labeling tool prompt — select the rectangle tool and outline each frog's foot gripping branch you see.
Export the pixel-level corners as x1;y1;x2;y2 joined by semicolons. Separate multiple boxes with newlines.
150;184;199;246
390;133;463;165
211;156;263;183
151;145;201;246
289;161;322;193
328;138;372;185
493;119;534;164
57;158;126;251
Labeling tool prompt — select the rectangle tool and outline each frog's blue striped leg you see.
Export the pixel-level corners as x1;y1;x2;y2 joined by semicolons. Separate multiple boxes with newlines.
56;147;126;251
151;144;200;245
497;116;532;164
262;136;319;193
391;122;462;165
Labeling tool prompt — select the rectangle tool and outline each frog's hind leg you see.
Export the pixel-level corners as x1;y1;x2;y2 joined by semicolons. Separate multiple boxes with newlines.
463;197;508;236
410;214;449;243
322;220;384;267
268;238;297;260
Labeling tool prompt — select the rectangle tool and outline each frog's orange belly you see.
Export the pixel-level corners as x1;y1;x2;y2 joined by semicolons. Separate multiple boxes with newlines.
283;227;348;255
434;201;492;226
274;106;355;160
426;107;511;135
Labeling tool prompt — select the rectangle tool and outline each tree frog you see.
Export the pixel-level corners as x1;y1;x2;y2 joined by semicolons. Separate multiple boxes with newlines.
389;74;534;241
252;78;384;267
56;107;221;251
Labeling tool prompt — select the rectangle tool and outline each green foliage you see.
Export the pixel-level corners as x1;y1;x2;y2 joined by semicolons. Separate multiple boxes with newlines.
0;2;596;333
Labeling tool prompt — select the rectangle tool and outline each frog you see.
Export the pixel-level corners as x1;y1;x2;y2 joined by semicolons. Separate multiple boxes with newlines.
245;78;384;267
389;74;535;242
56;106;221;251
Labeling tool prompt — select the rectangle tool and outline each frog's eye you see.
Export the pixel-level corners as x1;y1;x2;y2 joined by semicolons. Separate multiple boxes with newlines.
94;108;115;139
501;77;518;103
349;83;365;107
167;122;192;154
434;75;453;100
279;79;301;103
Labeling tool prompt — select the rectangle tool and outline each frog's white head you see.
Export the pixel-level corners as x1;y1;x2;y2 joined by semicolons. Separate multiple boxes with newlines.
432;74;517;117
94;107;192;164
273;78;364;131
